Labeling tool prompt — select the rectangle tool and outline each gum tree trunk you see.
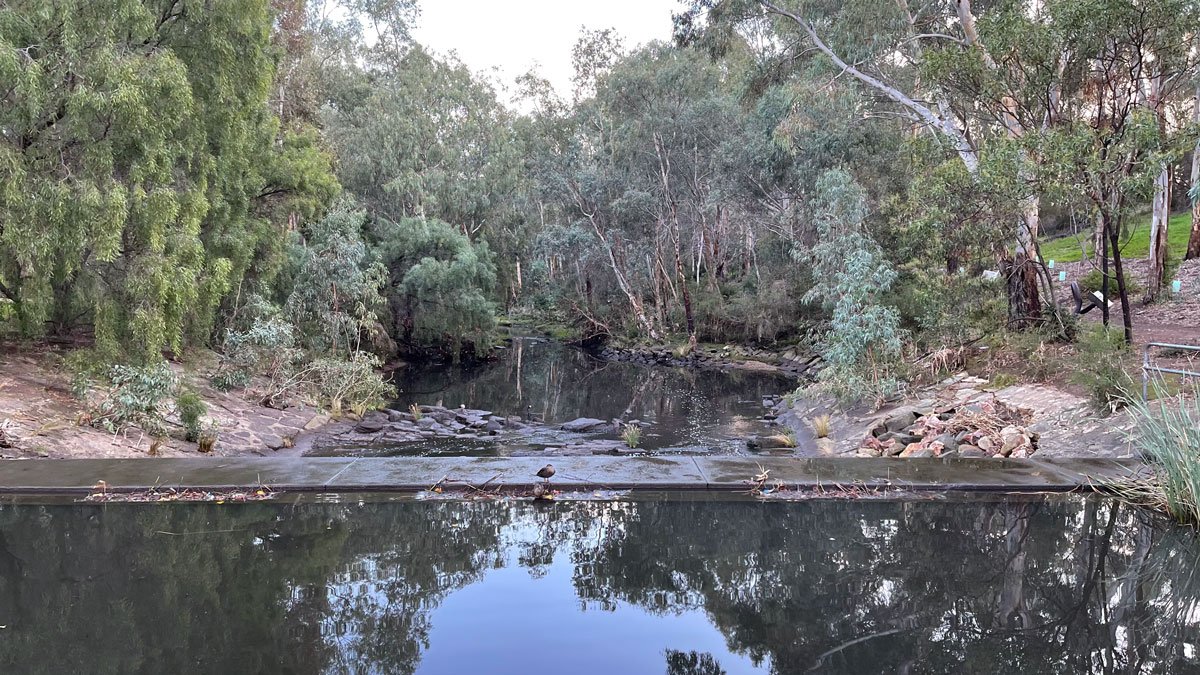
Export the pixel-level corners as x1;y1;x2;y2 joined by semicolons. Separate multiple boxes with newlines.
1188;84;1200;260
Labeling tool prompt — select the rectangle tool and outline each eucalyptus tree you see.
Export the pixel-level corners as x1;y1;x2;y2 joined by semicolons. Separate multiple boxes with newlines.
0;0;337;361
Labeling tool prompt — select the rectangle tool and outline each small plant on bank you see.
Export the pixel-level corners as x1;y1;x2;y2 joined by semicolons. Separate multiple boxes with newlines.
409;403;423;420
175;390;206;442
1070;327;1134;413
621;422;642;449
810;414;832;439
90;361;177;436
197;423;219;453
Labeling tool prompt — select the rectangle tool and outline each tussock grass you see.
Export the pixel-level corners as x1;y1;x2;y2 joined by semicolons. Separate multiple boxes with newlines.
810;414;832;439
621;423;641;449
1110;392;1200;525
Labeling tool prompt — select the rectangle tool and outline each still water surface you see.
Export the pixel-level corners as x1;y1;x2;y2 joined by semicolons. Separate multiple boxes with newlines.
390;336;795;454
1;496;1197;673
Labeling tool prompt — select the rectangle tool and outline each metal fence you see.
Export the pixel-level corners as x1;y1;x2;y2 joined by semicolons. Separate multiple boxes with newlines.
1142;342;1200;400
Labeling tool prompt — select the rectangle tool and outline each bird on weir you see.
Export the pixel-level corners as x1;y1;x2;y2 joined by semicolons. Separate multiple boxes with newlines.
536;464;555;484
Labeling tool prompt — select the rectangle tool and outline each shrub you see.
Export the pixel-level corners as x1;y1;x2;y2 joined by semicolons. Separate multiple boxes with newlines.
91;362;177;436
810;414;832;438
621;423;642;449
1078;269;1142;300
1069;327;1134;413
803;170;905;403
176;390;206;442
309;352;396;415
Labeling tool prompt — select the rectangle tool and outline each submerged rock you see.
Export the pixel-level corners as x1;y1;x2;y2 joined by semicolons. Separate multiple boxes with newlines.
561;417;609;432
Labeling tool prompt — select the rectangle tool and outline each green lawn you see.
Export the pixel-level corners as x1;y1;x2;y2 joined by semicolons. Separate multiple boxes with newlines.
1039;212;1193;264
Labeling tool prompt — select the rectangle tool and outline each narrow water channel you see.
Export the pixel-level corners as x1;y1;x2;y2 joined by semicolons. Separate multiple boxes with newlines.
1;496;1196;673
381;335;796;456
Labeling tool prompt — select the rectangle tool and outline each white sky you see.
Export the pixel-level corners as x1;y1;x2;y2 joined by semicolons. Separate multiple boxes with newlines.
412;0;683;100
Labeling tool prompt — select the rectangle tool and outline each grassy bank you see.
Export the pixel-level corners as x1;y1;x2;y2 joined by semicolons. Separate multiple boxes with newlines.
1040;212;1192;264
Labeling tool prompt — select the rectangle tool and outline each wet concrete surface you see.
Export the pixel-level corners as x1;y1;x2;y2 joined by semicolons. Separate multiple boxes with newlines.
0;456;1150;496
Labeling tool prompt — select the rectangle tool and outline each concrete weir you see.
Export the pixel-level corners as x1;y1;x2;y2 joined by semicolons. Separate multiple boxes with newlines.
0;457;1150;496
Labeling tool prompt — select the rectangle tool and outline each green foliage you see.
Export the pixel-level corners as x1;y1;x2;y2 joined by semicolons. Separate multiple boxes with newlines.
621;423;642;449
286;203;387;355
1078;269;1143;299
309;352;396;416
215;314;300;392
1069;327;1134;413
175;390;207;443
1123;391;1200;524
91;362;177;436
376;217;497;356
803;170;905;403
0;0;337;362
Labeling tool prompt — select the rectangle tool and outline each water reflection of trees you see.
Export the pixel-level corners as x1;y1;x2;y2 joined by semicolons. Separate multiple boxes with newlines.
393;340;791;439
0;498;1197;674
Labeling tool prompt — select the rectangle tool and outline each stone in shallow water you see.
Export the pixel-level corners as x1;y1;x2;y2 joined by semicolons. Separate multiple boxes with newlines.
561;417;610;432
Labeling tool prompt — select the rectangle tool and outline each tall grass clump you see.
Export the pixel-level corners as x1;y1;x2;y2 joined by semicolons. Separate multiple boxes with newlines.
1118;392;1200;525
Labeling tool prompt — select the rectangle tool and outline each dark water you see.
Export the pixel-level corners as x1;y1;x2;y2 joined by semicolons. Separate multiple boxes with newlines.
390;336;795;454
1;496;1198;674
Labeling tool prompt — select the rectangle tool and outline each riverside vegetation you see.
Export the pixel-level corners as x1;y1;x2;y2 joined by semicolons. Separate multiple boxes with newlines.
1;0;1199;518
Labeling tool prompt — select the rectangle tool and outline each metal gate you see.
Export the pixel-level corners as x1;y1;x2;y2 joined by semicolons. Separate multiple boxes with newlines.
1142;342;1200;400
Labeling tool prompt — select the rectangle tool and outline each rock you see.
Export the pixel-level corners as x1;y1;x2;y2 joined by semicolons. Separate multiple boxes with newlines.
746;434;794;450
959;445;986;458
899;443;934;458
416;417;437;430
384;408;410;423
262;434;286;450
354;419;387;433
977;436;996;452
879;432;922;446
884;410;919;433
858;446;883;457
507;415;523;424
303;413;331;431
932;433;959;454
485;420;503;434
561;417;609;432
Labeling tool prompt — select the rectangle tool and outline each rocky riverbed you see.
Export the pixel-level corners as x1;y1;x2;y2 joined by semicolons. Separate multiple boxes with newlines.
299;405;670;458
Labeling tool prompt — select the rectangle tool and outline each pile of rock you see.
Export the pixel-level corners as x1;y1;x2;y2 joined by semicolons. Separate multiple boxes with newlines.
343;405;535;444
858;399;1038;459
595;344;821;378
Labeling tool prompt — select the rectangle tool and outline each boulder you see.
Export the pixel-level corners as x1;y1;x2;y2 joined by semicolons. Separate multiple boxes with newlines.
485;420;504;434
561;417;610;432
932;433;959;454
354;419;387;433
884;410;919;433
959;445;986;458
416;417;437;430
899;443;934;458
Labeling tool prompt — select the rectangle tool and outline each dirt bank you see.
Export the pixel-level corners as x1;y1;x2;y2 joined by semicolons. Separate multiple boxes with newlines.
0;345;329;459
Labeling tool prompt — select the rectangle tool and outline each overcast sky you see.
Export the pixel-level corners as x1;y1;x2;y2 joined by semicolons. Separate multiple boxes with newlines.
412;0;683;100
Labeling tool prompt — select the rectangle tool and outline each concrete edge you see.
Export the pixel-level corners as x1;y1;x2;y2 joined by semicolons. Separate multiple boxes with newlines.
0;457;1151;497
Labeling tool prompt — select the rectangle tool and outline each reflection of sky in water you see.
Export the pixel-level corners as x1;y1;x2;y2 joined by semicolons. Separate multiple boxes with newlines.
4;498;1200;674
418;553;766;674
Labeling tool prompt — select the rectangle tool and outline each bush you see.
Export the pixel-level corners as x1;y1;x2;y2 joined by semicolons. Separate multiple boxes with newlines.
803;170;906;404
91;362;177;436
213;315;300;397
1078;269;1142;300
176;390;206;442
1069;327;1134;413
309;352;396;415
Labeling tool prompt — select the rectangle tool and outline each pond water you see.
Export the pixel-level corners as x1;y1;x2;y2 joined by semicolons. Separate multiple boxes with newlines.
1;496;1197;674
386;335;796;456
